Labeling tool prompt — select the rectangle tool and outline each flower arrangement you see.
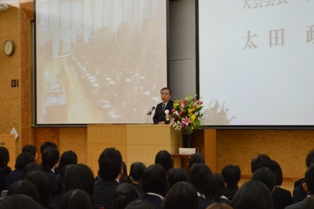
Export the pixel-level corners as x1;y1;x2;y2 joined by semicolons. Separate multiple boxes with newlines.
170;94;204;134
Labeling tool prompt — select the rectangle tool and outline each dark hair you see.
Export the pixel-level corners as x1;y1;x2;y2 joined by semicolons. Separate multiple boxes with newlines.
23;162;44;178
162;182;198;209
57;150;78;172
212;173;228;202
98;148;122;180
120;161;128;182
64;164;94;195
0;194;43;209
306;149;314;168
155;150;173;172
24;171;53;209
251;167;276;192
272;160;283;186
41;147;60;170
59;189;94;209
232;180;273;209
40;141;57;154
125;199;156;209
251;154;275;173
141;164;168;196
22;145;37;158
206;203;233;209
114;183;140;209
304;195;314;209
221;164;241;186
128;162;146;183
160;87;172;94
304;164;314;194
15;152;35;170
0;146;10;167
168;168;188;188
7;180;41;203
188;153;205;171
188;163;213;199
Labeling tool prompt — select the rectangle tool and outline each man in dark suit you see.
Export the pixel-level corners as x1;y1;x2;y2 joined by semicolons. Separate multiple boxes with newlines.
153;87;173;124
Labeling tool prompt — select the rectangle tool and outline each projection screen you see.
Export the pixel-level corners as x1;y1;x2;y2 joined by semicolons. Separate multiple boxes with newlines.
198;0;314;126
35;0;167;124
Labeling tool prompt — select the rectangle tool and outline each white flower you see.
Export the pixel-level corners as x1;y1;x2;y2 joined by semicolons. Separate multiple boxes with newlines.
165;109;169;114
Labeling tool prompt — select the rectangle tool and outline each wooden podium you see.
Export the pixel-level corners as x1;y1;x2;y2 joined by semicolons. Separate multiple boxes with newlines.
0;134;16;169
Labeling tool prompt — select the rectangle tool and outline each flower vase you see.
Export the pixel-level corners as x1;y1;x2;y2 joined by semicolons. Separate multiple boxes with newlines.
182;132;193;148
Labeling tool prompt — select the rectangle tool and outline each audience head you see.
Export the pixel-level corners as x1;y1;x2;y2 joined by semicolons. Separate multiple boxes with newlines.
251;167;276;192
306;149;314;168
303;164;314;195
113;183;140;209
206;203;233;209
188;153;205;171
64;164;94;195
40;141;57;154
188;163;213;199
155;150;173;172
272;160;283;186
58;150;78;171
120;161;128;182
0;194;43;209
41;147;60;170
251;154;275;173
23;162;43;178
141;164;168;196
24;171;53;209
22;144;38;160
98;147;122;180
232;180;272;209
15;152;35;170
221;164;241;187
7;180;41;203
0;146;10;167
212;173;228;202
59;189;94;209
162;182;198;209
125;199;156;209
168;168;188;188
128;162;146;183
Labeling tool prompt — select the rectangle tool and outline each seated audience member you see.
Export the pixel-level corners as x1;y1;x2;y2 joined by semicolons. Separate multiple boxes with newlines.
0;194;43;209
251;154;275;173
93;148;123;209
140;164;168;209
303;195;314;209
162;182;198;209
155;150;173;173
285;164;314;209
22;144;38;161
23;162;44;178
41;147;60;197
40;141;57;155
188;153;205;172
125;199;156;209
168;168;188;188
272;160;292;209
127;162;146;193
54;150;77;175
221;164;241;200
206;203;233;209
188;163;214;209
120;161;128;182
5;152;35;189
232;180;273;209
59;189;94;209
0;147;11;192
212;173;232;206
7;179;41;204
114;183;140;209
251;167;276;193
292;149;314;203
54;164;94;209
24;171;53;209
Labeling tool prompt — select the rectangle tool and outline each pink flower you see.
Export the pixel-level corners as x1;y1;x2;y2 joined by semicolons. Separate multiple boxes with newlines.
170;118;175;125
199;101;203;105
182;117;190;125
171;108;175;112
180;104;185;108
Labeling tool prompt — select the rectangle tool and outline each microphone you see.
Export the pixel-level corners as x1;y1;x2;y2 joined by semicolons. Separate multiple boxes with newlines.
147;106;155;115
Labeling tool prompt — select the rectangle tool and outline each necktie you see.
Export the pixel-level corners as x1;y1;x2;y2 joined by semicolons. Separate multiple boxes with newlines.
162;103;166;110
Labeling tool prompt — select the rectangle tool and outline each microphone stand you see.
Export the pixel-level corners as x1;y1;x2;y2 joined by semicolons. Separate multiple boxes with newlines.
146;111;152;124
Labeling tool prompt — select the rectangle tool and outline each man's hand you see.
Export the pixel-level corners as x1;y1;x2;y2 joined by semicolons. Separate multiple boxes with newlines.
158;121;165;124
